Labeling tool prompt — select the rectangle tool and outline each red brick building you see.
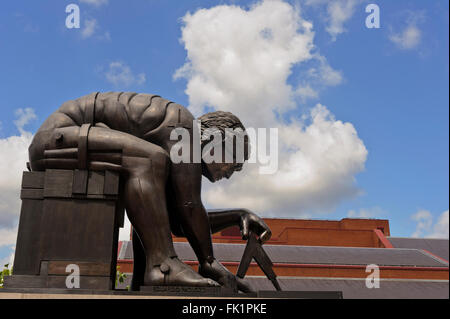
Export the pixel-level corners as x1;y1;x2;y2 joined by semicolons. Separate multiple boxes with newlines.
117;218;449;298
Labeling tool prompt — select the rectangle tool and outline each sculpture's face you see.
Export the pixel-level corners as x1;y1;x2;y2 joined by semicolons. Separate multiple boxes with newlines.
202;139;247;182
201;132;249;182
203;161;242;182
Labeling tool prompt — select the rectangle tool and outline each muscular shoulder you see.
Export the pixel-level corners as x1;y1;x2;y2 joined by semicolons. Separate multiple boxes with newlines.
37;95;86;131
95;92;174;136
54;92;97;126
40;92;190;137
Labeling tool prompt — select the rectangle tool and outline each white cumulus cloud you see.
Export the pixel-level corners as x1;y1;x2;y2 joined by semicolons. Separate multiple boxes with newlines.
0;227;18;247
411;209;449;239
295;84;318;102
80;0;108;7
0;108;36;261
13;108;36;135
119;215;132;242
82;17;98;39
203;104;368;216
105;61;146;87
174;0;367;218
347;207;386;219
389;11;425;50
305;0;361;41
175;0;343;124
81;18;110;41
0;133;31;229
389;25;421;50
175;0;315;127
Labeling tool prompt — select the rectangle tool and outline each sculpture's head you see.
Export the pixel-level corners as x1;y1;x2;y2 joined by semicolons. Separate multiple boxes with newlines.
198;111;250;182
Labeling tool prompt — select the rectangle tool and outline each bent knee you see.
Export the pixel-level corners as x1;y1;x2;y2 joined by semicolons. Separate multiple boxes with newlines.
151;148;170;164
148;148;170;175
29;126;81;170
123;146;170;176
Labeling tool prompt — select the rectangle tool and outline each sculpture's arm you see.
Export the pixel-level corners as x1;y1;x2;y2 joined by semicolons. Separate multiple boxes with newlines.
207;209;272;243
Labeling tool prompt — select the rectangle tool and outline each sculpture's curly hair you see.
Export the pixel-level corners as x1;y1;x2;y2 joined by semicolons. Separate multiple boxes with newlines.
198;111;245;136
198;111;249;163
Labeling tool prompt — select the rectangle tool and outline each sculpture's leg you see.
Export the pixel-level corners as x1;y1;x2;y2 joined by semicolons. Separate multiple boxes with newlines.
167;164;251;291
29;126;219;288
169;200;253;292
122;152;218;287
130;229;145;291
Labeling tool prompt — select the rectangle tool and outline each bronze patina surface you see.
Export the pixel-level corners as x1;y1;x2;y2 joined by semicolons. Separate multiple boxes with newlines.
26;92;273;292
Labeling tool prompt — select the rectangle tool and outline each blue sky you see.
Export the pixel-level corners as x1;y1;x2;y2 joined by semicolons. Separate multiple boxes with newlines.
0;0;448;265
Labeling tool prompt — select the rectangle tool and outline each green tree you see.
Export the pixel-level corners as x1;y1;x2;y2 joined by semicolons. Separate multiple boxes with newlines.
115;266;127;290
0;264;12;288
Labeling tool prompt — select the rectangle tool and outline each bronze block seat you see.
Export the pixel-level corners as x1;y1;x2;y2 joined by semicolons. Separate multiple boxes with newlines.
4;169;124;290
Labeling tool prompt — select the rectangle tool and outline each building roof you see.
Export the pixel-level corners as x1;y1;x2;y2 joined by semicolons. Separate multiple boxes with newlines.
117;217;448;298
115;274;448;299
118;241;448;268
247;277;449;299
388;237;449;262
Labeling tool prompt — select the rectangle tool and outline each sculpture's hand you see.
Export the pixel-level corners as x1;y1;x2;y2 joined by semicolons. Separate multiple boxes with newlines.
239;210;272;244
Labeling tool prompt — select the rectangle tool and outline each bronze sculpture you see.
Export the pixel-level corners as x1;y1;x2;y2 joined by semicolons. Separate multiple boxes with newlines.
28;92;272;292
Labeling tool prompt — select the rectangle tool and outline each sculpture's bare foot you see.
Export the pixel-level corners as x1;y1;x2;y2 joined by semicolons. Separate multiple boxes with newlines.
145;257;220;287
199;259;254;293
